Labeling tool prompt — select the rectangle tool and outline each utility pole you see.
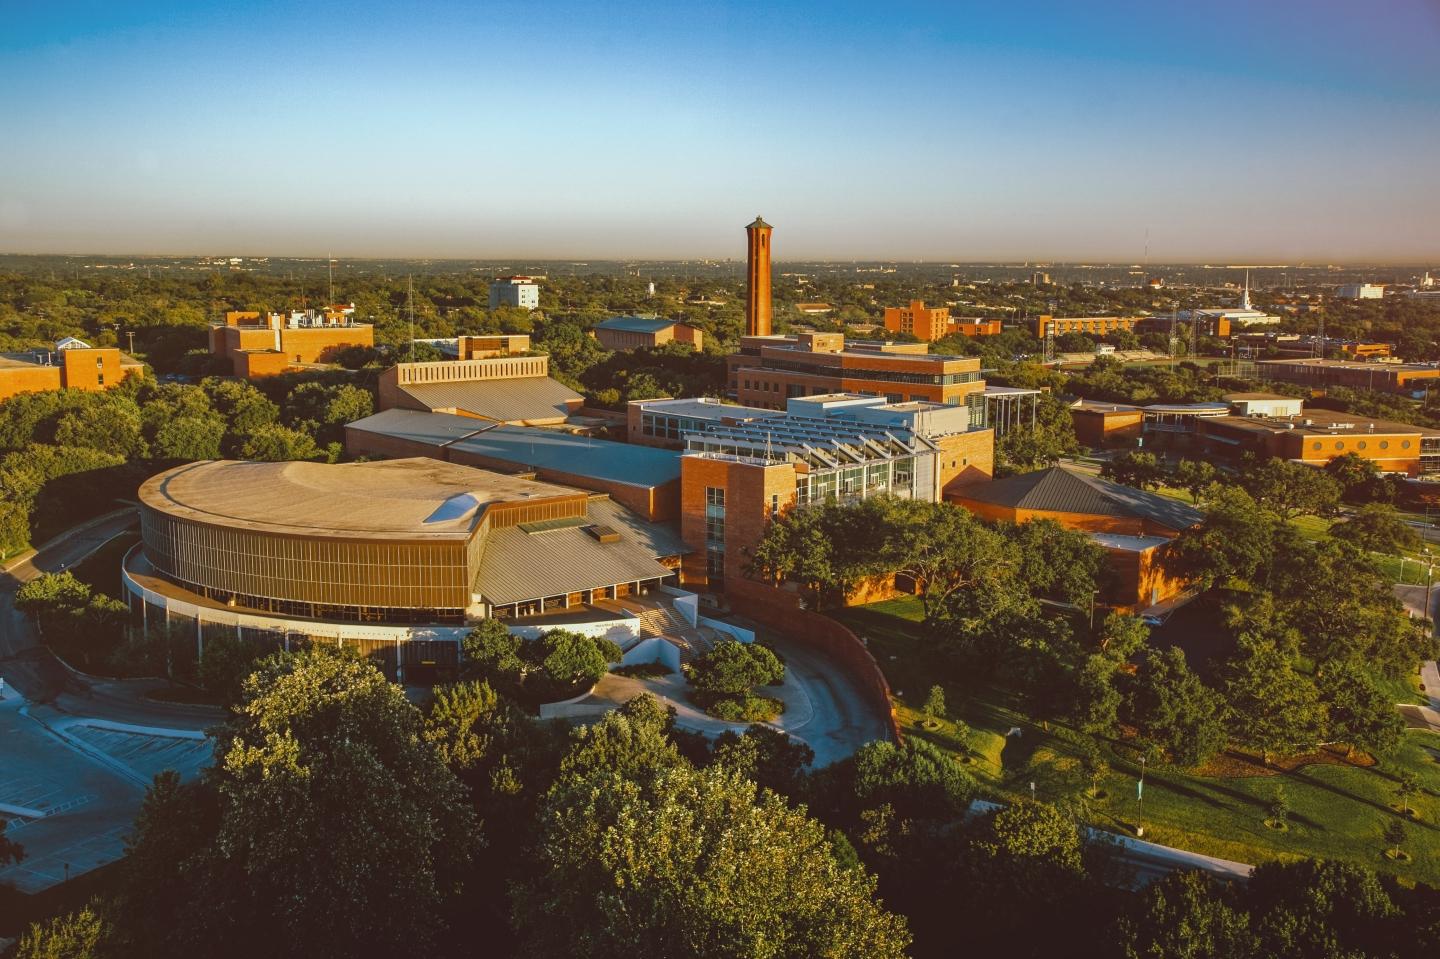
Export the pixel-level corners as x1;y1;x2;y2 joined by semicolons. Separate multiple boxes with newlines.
407;276;416;361
126;330;135;355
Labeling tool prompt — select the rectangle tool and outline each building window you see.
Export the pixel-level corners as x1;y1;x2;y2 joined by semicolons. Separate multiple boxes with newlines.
1312;441;1322;450
769;493;780;519
1403;440;1412;449
1380;441;1390;450
1335;441;1345;450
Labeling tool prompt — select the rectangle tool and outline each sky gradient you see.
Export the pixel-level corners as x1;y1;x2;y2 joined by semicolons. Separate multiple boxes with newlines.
2;0;1438;261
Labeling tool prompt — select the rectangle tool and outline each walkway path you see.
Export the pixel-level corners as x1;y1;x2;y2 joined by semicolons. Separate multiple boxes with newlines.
1392;583;1439;729
970;798;1253;887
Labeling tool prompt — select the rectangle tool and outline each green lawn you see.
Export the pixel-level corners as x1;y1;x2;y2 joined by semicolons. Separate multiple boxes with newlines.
835;596;1440;886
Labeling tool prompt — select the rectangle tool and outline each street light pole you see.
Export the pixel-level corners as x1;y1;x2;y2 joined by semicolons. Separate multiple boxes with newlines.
1136;753;1146;838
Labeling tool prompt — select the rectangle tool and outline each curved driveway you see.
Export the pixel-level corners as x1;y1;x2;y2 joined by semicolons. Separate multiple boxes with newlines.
583;628;891;767
0;508;219;730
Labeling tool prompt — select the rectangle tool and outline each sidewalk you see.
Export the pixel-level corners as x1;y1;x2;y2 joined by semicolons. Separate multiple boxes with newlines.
968;798;1253;885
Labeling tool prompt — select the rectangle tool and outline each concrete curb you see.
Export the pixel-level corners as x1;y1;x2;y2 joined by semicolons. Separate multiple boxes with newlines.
19;705;152;790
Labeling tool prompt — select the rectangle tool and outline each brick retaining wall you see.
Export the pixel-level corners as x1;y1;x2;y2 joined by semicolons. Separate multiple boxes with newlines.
727;577;902;743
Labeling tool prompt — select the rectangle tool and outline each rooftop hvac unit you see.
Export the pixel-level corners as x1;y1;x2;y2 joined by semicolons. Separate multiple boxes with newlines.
585;525;621;544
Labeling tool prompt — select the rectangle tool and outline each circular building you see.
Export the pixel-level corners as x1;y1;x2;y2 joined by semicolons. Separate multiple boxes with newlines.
124;458;686;674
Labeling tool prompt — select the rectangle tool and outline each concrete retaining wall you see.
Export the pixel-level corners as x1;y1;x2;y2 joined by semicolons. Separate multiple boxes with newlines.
699;616;755;645
619;636;682;673
508;615;640;647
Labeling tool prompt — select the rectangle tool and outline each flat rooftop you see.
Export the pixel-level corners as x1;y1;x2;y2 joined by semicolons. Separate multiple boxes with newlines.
1071;399;1142;413
1260;358;1439;372
478;497;685;606
1222;392;1294;401
1205;411;1440;438
139;458;579;541
595;316;685;333
348;409;683;489
633;397;781;421
398;375;581;422
0;350;144;370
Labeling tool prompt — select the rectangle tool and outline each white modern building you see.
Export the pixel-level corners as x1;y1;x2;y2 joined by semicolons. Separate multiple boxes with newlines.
1336;283;1385;300
488;276;540;311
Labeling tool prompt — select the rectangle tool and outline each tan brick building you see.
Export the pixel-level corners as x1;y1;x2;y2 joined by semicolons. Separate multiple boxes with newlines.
1195;411;1440;476
377;354;583;426
725;331;987;413
883;300;952;341
592;317;703;352
209;306;374;378
1258;358;1440;395
0;339;144;402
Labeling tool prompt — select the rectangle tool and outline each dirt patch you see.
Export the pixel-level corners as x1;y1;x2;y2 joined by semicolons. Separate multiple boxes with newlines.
1196;744;1377;779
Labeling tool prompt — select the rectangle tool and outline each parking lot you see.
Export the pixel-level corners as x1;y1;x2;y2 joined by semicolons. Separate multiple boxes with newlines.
0;688;213;894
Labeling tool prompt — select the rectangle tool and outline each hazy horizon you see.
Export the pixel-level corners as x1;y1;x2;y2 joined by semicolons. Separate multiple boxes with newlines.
4;1;1439;262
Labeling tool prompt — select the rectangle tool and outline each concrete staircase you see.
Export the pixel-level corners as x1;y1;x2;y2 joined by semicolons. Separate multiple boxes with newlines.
596;597;723;663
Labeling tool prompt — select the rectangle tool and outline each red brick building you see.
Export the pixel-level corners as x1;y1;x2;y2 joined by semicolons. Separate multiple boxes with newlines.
745;216;773;337
950;466;1200;610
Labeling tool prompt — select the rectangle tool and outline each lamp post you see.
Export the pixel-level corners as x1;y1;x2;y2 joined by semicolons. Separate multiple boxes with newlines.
1426;548;1436;635
1136;752;1147;838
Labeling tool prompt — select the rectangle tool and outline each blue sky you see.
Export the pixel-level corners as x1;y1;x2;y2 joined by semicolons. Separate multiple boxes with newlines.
2;0;1438;260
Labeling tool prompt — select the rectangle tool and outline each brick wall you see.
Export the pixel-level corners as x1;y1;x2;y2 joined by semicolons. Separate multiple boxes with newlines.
936;429;995;492
1071;409;1144;448
726;575;901;743
280;325;374;363
234;351;293;378
58;348;124;391
0;365;62;401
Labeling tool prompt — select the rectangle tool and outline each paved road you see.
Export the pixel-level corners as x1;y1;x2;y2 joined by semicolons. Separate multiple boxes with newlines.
0;508;219;731
1392;583;1439;725
571;631;891;767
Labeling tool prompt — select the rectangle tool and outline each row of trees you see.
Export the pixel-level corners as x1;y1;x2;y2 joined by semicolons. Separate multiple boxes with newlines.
1125;484;1433;767
0;375;373;556
1111;448;1410;508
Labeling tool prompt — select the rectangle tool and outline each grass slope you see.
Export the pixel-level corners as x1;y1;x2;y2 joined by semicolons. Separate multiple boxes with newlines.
835;595;1440;886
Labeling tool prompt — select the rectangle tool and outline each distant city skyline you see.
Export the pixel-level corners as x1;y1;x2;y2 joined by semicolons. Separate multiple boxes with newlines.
3;0;1439;262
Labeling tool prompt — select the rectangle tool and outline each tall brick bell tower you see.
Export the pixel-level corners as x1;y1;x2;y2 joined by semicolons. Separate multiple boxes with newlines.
745;215;773;337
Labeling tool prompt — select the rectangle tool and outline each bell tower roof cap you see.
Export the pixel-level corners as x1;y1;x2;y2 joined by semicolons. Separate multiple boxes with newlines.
746;216;772;230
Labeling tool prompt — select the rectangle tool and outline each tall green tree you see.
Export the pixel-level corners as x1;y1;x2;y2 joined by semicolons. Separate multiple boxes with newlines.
1222;635;1327;764
1125;648;1228;767
120;647;479;959
1242;458;1342;521
513;762;910;958
1101;450;1165;490
1331;503;1421;555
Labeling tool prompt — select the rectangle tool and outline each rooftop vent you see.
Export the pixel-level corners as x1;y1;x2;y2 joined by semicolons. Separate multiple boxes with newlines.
585;525;621;544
